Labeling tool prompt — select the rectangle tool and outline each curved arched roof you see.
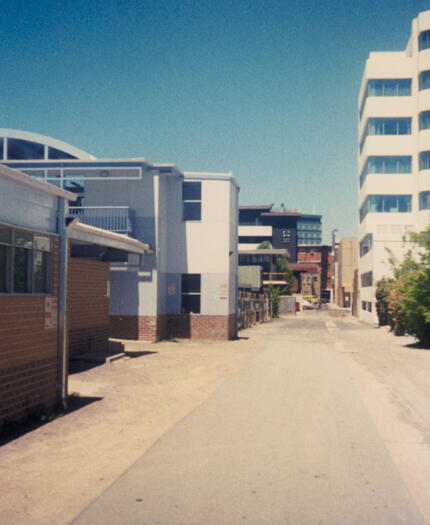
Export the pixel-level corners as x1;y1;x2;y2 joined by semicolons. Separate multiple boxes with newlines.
0;128;95;160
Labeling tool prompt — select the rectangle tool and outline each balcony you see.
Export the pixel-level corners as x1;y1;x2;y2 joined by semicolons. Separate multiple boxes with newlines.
68;206;135;236
262;272;292;285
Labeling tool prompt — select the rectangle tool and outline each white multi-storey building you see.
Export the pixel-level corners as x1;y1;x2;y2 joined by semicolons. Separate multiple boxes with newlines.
358;9;430;323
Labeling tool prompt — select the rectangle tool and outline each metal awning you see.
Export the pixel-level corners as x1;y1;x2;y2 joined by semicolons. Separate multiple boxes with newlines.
67;219;152;261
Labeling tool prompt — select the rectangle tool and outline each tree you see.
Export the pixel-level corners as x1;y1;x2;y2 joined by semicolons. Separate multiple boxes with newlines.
375;278;393;326
257;240;272;250
268;284;288;318
384;228;430;345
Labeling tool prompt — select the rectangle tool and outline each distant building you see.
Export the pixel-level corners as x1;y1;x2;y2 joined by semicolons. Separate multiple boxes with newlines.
358;9;430;322
238;204;330;298
335;238;358;309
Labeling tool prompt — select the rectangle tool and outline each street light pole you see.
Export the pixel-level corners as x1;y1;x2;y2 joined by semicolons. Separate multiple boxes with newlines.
331;229;338;304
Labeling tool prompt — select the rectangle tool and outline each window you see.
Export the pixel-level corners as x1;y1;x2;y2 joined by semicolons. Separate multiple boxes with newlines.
419;70;430;91
48;146;77;160
360;118;411;153
360;195;412;222
7;138;44;160
361;271;373;287
419;151;430;170
183;181;201;221
0;138;3;160
0;225;52;294
359;234;373;257
359;156;411;187
367;301;372;312
419;30;430;51
420;111;430;130
181;274;201;314
419;192;430;210
362;301;366;311
359;79;411;120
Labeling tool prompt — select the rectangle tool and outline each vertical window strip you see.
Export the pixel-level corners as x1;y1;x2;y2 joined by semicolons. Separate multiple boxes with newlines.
419;110;430;130
419;30;430;51
419;70;430;90
419;151;430;170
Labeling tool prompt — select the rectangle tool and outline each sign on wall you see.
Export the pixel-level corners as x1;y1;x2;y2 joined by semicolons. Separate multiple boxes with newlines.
219;283;228;300
45;296;58;330
168;283;176;295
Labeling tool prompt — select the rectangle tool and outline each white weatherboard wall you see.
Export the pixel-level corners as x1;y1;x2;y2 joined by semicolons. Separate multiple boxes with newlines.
358;9;430;323
0;174;62;232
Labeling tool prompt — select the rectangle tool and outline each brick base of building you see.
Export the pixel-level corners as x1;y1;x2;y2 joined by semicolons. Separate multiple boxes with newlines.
69;325;110;356
0;357;58;426
110;314;237;341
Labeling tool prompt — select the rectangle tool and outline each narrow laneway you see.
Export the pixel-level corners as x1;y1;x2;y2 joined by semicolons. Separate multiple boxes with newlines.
72;311;430;525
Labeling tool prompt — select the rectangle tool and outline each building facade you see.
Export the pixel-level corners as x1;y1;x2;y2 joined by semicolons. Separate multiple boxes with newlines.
358;9;430;322
1;129;239;340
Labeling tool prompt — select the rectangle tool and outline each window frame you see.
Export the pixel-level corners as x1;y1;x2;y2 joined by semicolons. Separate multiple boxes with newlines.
181;273;201;314
0;224;53;295
182;181;202;222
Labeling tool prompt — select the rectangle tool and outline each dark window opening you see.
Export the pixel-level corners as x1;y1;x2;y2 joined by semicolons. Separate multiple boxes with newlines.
7;138;44;160
183;181;202;221
48;146;77;159
181;273;201;313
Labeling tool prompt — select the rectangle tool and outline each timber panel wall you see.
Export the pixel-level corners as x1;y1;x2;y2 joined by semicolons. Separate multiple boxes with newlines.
68;258;110;356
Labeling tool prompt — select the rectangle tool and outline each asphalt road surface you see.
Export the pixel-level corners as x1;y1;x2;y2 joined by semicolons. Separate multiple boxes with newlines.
72;310;430;525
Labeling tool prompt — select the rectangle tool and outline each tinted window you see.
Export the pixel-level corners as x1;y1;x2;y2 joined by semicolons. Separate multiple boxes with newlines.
7;138;44;159
183;181;201;200
0;138;3;160
48;146;77;159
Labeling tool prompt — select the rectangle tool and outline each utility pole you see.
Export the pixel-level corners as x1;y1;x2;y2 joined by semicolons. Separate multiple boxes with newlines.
331;229;338;304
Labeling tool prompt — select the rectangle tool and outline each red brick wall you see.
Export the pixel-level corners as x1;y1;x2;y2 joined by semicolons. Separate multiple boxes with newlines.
68;258;110;356
110;314;237;341
0;238;60;426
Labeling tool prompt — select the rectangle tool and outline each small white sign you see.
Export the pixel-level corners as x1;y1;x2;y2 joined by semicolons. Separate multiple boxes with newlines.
45;296;58;330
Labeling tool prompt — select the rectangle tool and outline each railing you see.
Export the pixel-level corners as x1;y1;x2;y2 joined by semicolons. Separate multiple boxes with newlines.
262;272;290;282
68;206;134;235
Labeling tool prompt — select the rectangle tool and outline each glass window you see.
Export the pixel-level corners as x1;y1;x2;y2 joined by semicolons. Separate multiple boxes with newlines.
419;151;430;170
420;110;430;130
360;156;411;187
13;247;31;293
419;30;430;51
0;227;52;294
181;274;201;314
0;244;11;293
419;70;430;91
359;234;373;257
183;181;202;221
419;191;430;210
360;118;411;153
360;195;412;222
0;138;3;160
360;79;411;120
48;146;77;160
361;271;373;287
7;138;44;160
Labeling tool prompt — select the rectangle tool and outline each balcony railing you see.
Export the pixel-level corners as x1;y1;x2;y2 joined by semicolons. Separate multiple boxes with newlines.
262;272;291;283
68;206;135;235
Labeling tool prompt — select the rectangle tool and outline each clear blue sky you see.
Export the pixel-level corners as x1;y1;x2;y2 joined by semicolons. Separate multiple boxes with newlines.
2;0;429;243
